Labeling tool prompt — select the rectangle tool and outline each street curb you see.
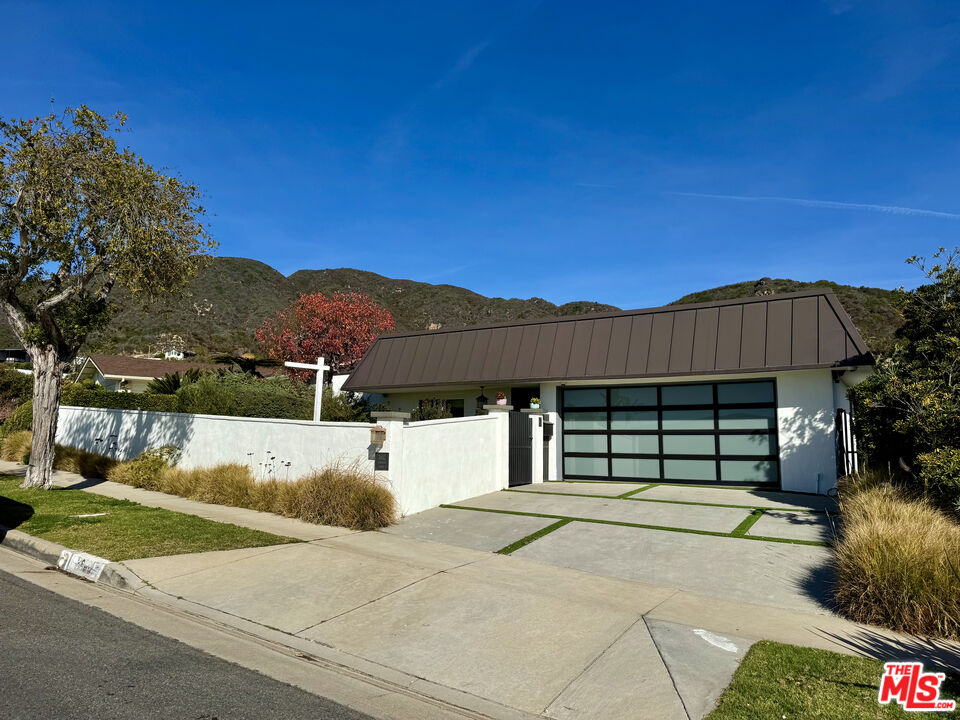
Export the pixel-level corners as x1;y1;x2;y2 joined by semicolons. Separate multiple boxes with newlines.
0;528;64;566
0;528;149;592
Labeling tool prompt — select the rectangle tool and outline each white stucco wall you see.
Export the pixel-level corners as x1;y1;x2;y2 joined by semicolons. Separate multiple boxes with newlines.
56;406;376;481
396;413;509;515
775;369;841;494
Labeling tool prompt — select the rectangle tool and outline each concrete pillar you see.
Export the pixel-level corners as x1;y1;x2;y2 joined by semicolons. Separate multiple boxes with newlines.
371;411;411;499
483;405;512;489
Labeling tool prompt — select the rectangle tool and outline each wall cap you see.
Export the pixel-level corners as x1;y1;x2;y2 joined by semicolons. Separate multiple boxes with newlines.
371;411;412;420
483;404;513;412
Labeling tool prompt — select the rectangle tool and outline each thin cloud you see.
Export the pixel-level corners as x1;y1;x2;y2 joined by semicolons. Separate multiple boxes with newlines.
434;41;491;89
669;192;960;220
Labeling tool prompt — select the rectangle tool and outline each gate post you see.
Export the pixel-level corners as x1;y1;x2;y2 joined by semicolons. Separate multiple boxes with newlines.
521;409;545;484
484;404;513;489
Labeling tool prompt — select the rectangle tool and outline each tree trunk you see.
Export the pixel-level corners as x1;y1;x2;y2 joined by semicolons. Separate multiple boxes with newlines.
22;346;63;490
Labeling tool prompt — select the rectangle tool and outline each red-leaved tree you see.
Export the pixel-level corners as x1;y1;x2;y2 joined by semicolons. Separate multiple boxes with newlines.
256;292;395;381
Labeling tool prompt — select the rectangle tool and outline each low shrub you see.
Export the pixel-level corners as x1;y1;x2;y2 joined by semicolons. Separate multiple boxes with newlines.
106;446;178;489
0;400;33;439
833;483;960;639
1;430;33;463
410;398;453;421
319;385;372;423
60;385;179;412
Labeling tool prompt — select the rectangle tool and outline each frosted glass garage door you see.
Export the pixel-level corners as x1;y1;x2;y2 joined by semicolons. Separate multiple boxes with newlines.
561;381;779;484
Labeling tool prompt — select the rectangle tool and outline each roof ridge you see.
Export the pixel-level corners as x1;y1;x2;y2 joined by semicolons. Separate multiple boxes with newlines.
376;288;842;339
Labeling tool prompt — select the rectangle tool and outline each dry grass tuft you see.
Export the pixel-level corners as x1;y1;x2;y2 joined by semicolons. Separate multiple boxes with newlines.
54;445;117;479
105;451;396;530
833;482;960;639
1;430;33;463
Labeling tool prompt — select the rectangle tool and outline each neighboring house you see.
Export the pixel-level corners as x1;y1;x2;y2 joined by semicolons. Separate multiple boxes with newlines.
343;290;874;494
0;348;29;363
76;354;216;393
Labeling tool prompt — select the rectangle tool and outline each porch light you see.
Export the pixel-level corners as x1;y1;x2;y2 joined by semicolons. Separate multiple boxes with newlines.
370;425;387;447
476;386;488;408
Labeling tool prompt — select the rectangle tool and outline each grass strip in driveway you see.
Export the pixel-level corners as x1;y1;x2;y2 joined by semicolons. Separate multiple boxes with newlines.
730;509;765;537
440;504;828;547
706;640;959;719
505;488;822;513
495;518;572;555
0;475;298;562
617;484;658;498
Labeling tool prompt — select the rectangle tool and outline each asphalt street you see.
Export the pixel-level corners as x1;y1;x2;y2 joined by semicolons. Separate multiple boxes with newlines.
0;569;375;720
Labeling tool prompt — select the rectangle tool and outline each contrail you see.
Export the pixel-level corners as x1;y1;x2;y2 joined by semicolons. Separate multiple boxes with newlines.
669;191;960;219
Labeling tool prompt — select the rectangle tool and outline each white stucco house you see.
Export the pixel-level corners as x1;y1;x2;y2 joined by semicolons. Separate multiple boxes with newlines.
76;354;217;393
343;290;874;494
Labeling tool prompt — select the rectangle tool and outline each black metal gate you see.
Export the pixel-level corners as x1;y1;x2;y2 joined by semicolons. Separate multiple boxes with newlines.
508;411;532;486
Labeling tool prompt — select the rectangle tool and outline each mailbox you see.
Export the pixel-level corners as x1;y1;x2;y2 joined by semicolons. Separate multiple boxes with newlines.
370;425;387;447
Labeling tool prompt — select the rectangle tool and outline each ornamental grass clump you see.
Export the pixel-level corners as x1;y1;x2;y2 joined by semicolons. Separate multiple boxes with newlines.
53;445;117;479
105;450;396;531
833;481;960;639
1;430;33;463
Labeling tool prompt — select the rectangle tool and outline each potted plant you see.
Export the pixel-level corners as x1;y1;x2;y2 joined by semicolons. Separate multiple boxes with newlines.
496;391;507;406
530;397;541;409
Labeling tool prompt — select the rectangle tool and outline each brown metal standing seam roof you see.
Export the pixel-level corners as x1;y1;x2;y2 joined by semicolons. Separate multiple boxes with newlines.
343;290;873;392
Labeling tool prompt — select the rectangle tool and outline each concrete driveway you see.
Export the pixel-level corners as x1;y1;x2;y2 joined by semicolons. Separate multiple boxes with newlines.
383;481;839;614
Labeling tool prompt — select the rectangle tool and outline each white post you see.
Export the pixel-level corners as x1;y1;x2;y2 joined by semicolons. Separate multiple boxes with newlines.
284;356;331;422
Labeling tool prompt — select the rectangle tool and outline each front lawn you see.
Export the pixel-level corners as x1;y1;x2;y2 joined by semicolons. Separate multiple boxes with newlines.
0;475;298;561
707;640;959;719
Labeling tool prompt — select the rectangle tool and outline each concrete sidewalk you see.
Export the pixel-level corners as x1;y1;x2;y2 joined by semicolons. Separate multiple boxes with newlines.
116;531;960;719
5;461;959;719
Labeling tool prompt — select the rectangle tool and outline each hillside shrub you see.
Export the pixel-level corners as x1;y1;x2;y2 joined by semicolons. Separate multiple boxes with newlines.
1;400;32;439
1;430;33;463
60;385;179;412
833;478;960;639
175;372;313;420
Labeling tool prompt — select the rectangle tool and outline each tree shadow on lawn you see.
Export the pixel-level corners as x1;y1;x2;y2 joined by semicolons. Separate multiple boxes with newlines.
0;495;34;535
814;626;960;676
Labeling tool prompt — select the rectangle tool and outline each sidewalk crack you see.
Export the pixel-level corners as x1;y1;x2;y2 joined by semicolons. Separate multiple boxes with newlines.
539;615;643;716
643;616;692;720
295;558;481;635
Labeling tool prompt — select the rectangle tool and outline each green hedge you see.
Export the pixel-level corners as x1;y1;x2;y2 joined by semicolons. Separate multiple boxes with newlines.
174;373;312;420
60;385;179;412
0;400;33;438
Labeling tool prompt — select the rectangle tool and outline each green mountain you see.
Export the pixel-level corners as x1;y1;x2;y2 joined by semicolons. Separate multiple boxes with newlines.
672;278;903;352
0;258;903;356
82;257;620;354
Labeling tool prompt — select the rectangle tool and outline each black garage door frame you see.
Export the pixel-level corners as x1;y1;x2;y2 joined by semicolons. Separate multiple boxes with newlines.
559;378;782;489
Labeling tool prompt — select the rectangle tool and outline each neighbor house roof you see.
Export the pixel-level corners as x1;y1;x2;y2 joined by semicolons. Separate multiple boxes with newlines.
343;290;873;392
81;354;218;380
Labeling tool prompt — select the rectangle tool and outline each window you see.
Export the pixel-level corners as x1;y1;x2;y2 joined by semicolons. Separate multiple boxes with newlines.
561;380;779;484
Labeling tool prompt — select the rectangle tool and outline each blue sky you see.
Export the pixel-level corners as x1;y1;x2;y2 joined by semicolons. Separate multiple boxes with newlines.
3;1;959;309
